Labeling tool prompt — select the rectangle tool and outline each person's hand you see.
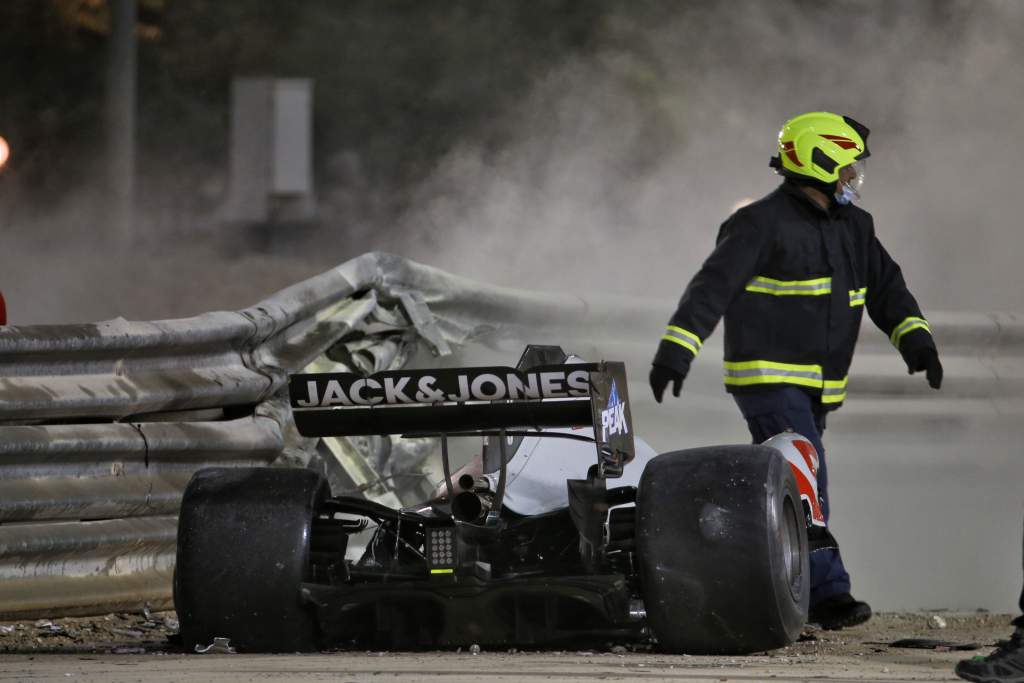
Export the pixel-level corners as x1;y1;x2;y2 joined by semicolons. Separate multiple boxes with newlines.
650;364;687;403
906;347;943;389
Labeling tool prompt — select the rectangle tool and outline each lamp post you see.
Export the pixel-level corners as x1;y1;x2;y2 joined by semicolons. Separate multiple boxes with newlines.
105;0;137;244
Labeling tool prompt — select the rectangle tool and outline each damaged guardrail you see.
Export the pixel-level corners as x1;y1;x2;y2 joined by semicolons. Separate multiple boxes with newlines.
0;412;284;522
0;516;177;618
0;252;565;619
0;251;1019;619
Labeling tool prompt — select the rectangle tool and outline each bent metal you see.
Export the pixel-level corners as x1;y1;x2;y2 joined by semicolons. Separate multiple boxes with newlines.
290;366;593;408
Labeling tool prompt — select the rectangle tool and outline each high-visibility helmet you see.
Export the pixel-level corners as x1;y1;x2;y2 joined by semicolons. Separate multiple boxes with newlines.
769;112;871;184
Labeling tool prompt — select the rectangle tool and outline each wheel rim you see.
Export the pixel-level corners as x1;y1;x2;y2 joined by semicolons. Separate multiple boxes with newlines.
781;495;803;599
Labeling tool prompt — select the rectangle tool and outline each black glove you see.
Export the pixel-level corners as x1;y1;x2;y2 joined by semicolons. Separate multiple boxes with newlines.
650;363;688;403
906;347;943;389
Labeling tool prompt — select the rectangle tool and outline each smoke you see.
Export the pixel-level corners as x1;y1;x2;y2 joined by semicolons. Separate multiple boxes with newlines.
384;0;1024;312
371;3;1024;611
3;1;1021;324
1;0;1021;612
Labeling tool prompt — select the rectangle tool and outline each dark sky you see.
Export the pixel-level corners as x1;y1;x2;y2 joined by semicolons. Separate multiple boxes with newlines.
1;0;1020;324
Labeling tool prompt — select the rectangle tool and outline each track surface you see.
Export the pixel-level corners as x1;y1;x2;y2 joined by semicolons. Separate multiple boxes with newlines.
0;612;1007;682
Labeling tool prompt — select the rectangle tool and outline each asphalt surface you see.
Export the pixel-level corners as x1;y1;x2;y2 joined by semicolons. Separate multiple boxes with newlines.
0;611;1008;682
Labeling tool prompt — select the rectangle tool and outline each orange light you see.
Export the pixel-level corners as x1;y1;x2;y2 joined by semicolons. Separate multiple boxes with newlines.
0;136;9;169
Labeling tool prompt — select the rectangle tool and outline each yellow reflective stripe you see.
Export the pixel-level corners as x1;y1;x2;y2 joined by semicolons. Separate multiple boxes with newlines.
745;275;832;296
822;376;849;403
889;316;931;347
724;361;848;402
724;360;823;374
750;276;833;287
723;360;823;389
662;326;702;356
849;287;867;307
661;335;698;355
665;326;702;349
724;374;823;389
430;568;454;575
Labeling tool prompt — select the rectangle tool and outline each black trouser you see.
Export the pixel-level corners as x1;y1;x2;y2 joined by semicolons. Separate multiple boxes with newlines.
732;387;851;606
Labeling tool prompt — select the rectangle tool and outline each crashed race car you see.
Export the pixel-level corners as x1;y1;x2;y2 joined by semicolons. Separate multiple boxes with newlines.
173;345;826;654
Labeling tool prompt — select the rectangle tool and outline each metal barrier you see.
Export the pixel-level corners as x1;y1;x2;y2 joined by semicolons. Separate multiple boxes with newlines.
0;517;176;618
0;252;567;619
0;251;1019;619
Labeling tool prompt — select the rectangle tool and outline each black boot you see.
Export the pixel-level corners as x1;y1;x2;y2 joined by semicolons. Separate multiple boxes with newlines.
956;627;1024;683
808;593;872;630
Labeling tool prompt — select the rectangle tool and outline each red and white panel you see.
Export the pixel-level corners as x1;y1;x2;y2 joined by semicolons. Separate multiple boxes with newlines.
762;432;826;527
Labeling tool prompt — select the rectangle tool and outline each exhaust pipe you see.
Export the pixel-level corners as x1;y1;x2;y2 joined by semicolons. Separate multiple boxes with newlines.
451;491;492;523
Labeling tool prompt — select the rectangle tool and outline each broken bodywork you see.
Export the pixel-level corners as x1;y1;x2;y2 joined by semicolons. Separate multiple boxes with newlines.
175;346;814;654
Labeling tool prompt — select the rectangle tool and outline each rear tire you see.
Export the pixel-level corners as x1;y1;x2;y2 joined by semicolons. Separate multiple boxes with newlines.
174;467;328;653
636;445;808;654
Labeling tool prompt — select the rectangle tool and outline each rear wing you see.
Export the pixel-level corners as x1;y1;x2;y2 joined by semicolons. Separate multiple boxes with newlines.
288;361;635;474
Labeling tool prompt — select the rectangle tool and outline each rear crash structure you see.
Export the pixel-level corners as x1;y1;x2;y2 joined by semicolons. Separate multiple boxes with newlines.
174;346;812;654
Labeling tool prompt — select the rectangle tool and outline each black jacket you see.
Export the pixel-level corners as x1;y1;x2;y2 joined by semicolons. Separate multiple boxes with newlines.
654;180;935;409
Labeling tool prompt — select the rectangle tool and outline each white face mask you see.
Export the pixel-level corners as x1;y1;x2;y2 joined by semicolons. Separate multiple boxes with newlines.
834;160;866;205
835;182;858;205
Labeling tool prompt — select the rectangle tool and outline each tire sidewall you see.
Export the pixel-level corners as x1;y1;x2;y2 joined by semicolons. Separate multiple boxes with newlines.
765;453;811;642
636;445;809;654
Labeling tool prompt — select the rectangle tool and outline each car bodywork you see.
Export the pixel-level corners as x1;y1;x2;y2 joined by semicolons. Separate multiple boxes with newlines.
287;346;646;648
176;345;819;653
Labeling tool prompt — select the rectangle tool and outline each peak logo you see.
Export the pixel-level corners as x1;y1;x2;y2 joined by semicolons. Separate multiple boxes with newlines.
600;380;628;441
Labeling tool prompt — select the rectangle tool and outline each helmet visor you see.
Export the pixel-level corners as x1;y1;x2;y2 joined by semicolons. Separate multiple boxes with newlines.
840;160;867;199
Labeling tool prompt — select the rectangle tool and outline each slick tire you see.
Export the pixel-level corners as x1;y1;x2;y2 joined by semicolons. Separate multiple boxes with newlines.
174;467;328;653
636;445;809;654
